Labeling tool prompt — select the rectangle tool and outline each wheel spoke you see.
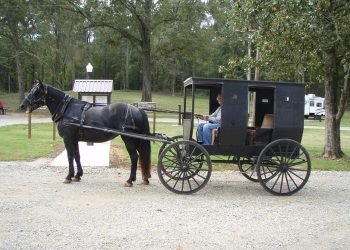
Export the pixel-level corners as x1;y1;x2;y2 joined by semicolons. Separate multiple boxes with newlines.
239;157;259;182
288;160;308;168
182;173;187;191
186;175;193;191
190;152;205;163
288;151;306;165
162;166;178;173
280;171;284;193
270;171;282;190
286;171;299;188
268;147;281;162
286;145;299;164
165;171;180;183
287;145;299;164
278;143;284;163
287;168;305;181
284;143;290;158
257;140;310;195
288;167;308;171
285;172;291;192
158;140;212;194
261;165;277;178
188;171;201;187
163;155;179;165
172;172;182;189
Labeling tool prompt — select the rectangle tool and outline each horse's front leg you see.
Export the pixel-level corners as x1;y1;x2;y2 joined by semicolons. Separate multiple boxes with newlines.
63;138;75;184
72;141;83;182
122;136;138;187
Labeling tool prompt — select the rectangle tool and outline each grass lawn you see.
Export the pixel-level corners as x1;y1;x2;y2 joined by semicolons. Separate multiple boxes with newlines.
304;110;350;127
0;123;63;161
1;120;349;171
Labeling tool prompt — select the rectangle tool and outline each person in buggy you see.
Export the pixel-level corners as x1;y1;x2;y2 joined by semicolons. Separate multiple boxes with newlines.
195;93;222;145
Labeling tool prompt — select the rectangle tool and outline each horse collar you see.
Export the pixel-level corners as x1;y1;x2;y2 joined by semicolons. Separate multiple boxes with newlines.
52;95;72;122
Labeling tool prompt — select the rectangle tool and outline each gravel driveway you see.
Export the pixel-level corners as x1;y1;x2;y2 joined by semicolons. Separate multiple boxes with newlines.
1;158;350;249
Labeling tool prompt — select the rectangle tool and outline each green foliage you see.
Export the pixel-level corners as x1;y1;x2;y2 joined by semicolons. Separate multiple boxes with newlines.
0;0;237;98
220;0;350;87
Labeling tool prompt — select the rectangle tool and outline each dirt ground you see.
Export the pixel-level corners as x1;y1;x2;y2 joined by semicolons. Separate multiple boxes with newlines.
1;157;350;250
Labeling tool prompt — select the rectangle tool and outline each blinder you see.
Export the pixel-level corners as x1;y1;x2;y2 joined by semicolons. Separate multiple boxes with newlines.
25;83;47;111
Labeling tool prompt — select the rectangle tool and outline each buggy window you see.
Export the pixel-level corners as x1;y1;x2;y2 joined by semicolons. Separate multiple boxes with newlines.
248;87;275;127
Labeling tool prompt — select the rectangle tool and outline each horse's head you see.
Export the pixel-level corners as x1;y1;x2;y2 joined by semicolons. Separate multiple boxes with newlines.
20;80;47;112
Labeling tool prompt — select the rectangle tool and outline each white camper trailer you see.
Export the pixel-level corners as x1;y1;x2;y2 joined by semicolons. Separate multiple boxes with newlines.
304;94;325;119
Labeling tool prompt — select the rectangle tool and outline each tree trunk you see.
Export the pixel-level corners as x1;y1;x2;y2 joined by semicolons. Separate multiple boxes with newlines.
141;44;152;101
141;0;152;102
125;40;130;90
323;49;343;158
15;50;24;104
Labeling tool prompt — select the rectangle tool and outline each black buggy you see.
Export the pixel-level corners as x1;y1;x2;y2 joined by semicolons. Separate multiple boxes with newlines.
157;77;311;195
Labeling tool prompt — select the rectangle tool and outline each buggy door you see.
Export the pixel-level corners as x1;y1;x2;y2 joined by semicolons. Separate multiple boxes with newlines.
220;82;248;146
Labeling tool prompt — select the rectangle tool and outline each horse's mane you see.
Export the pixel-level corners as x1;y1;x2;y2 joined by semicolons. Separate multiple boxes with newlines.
45;84;67;100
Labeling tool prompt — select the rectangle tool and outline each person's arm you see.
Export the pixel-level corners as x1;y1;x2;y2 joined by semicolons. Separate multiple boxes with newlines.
208;107;221;124
195;114;205;120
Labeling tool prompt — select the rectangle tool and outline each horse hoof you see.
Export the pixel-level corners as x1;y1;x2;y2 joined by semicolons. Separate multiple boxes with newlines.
63;179;72;184
124;181;133;187
72;177;81;182
142;180;150;185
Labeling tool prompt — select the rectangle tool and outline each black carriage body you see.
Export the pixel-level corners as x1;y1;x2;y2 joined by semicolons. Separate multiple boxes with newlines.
183;77;305;157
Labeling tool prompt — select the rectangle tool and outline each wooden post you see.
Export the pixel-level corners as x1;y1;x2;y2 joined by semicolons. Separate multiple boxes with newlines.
53;122;56;141
152;111;156;143
178;105;182;125
28;111;32;139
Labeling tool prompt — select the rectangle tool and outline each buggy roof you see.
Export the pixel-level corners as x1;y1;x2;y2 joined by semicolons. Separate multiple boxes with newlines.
184;77;305;88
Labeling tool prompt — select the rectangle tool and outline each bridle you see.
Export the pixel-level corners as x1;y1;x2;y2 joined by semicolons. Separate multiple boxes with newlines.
25;83;47;111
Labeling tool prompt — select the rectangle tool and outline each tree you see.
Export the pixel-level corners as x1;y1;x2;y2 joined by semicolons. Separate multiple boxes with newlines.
223;0;350;159
70;0;211;101
152;0;215;94
33;0;86;90
0;0;36;102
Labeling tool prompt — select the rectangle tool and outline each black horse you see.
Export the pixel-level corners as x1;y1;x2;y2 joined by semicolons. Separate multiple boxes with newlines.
20;81;151;186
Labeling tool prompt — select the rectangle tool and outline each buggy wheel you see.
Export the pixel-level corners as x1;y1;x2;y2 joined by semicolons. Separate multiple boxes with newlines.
157;140;212;194
238;156;259;182
256;139;311;196
158;135;183;156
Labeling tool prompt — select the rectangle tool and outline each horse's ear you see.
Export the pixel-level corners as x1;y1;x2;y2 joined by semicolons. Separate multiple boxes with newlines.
34;79;43;87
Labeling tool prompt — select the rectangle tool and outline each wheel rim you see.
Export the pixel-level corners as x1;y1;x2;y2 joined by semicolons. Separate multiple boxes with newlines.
157;140;212;194
257;139;311;195
158;135;183;157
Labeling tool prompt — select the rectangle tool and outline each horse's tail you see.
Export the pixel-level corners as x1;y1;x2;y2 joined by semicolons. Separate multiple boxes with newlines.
138;108;151;179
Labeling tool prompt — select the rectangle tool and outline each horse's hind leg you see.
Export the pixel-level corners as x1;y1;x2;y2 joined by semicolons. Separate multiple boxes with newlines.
121;136;138;187
72;141;83;182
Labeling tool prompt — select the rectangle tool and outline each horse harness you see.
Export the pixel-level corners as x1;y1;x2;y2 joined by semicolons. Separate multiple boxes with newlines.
54;98;139;138
52;95;73;122
122;104;139;131
51;95;91;139
78;102;92;139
